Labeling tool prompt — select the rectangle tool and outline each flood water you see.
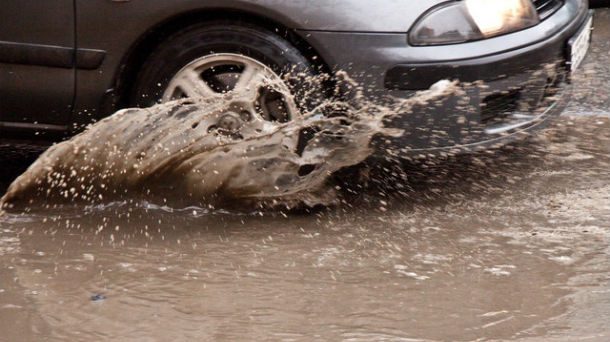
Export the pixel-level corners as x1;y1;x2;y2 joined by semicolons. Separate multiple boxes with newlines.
1;117;609;341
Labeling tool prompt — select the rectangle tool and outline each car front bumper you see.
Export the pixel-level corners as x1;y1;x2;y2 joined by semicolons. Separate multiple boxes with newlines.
301;0;591;154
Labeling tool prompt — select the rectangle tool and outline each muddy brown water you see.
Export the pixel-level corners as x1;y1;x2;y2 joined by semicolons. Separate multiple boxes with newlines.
0;117;609;341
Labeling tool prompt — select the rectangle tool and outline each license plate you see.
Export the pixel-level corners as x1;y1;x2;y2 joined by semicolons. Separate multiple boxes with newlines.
568;14;593;72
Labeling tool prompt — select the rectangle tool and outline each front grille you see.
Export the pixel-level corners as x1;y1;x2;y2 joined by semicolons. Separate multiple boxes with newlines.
532;0;564;20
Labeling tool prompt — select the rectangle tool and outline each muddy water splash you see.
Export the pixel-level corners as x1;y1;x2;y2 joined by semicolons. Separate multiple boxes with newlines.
0;77;457;209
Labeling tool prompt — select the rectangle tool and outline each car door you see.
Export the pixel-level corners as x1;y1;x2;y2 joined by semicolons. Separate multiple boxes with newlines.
0;1;75;132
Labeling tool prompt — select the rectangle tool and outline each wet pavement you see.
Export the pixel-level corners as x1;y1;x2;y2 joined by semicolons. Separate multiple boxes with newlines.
1;10;610;342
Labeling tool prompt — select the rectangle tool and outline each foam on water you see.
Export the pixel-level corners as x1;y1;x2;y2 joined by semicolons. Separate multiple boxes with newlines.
0;76;457;210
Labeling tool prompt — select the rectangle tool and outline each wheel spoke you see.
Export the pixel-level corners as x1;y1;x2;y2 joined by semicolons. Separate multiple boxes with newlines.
234;65;266;95
175;70;217;99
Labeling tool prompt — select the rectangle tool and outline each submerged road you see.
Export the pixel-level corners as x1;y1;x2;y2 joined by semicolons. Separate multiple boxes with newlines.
0;9;609;342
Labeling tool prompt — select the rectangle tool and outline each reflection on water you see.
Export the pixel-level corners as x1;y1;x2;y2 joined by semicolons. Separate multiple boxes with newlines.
0;117;608;341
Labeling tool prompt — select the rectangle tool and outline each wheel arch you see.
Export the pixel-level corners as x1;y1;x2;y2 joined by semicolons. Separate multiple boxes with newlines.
113;8;332;108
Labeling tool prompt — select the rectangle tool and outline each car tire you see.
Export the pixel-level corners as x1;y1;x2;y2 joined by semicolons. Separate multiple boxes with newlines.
131;21;321;112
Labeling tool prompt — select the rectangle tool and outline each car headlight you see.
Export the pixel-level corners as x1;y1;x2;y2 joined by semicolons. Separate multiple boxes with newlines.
409;0;539;46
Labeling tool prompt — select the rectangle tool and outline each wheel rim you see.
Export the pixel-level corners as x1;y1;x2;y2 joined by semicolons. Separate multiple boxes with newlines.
163;53;299;123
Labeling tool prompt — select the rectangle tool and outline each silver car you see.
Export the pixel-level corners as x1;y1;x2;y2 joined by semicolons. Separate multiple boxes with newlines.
0;0;592;153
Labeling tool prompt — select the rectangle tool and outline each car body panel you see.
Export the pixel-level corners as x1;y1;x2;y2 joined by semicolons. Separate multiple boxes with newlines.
0;1;75;128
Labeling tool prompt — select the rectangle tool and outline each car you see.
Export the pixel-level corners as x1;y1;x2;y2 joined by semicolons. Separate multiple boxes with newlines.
0;0;592;155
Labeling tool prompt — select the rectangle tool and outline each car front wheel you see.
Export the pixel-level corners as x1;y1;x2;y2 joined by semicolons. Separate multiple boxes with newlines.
131;21;319;123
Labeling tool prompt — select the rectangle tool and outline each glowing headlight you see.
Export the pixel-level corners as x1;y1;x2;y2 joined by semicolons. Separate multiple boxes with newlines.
410;0;539;46
465;0;538;37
